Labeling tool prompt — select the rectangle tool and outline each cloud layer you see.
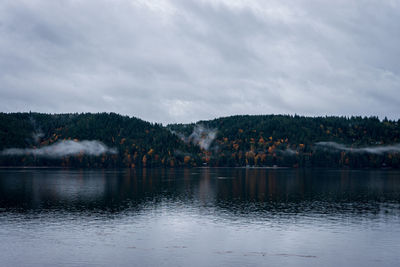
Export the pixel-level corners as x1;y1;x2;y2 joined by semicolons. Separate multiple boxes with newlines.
1;0;400;123
1;140;117;158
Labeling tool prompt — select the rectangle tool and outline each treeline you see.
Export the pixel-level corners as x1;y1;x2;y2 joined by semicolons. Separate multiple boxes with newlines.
0;112;201;168
169;115;400;168
1;113;400;168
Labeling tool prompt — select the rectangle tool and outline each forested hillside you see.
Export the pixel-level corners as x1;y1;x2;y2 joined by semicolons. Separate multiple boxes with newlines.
0;112;200;168
169;115;400;168
1;113;400;168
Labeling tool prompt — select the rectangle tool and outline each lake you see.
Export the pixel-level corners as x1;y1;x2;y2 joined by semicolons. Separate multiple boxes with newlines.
0;168;399;266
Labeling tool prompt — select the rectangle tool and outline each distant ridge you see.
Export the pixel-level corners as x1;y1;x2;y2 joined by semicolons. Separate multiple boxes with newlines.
1;112;399;168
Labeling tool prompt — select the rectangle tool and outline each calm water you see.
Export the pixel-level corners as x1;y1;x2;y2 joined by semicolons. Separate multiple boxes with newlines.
0;168;399;267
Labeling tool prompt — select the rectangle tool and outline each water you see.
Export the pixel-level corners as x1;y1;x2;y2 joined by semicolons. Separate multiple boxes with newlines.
0;168;399;267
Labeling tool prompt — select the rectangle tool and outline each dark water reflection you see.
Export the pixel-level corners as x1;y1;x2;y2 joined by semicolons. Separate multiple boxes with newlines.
0;168;399;266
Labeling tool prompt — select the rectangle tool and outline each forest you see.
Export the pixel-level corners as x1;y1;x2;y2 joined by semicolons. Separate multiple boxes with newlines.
1;112;400;168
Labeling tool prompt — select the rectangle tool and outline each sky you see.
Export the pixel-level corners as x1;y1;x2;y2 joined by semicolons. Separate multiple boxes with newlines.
0;0;400;124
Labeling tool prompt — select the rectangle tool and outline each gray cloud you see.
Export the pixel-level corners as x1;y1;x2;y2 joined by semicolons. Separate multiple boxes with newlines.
315;142;400;154
1;0;400;124
1;140;117;158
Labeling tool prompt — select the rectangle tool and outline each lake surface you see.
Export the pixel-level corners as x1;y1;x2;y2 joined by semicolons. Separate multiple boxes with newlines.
0;168;399;267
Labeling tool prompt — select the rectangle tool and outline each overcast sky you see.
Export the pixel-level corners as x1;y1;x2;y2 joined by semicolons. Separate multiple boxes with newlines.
1;0;399;124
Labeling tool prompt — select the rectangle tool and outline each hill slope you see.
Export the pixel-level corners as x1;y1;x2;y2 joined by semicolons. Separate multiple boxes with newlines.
0;112;199;167
168;115;400;168
1;113;400;168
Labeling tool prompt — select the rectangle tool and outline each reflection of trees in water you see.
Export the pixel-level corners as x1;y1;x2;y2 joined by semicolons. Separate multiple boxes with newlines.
212;169;400;217
0;169;204;212
0;169;400;217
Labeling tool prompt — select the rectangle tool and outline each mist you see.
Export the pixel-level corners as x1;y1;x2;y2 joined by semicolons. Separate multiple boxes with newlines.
279;148;297;155
315;142;400;154
172;125;217;151
1;140;117;158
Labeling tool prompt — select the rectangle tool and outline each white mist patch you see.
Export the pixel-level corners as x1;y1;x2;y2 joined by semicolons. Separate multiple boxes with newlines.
1;140;117;158
172;125;217;150
32;132;44;144
316;142;400;154
280;148;297;155
189;125;217;150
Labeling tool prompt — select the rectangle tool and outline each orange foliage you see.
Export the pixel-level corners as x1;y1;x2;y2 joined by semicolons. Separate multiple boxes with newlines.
142;155;147;166
184;155;191;164
268;146;274;153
